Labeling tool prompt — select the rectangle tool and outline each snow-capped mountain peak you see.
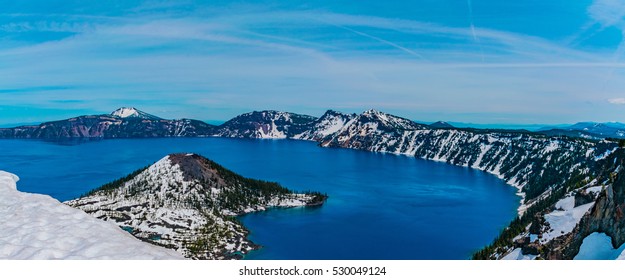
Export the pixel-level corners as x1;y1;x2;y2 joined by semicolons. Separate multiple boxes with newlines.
111;107;139;118
362;108;381;115
292;110;358;141
359;109;424;131
111;107;161;120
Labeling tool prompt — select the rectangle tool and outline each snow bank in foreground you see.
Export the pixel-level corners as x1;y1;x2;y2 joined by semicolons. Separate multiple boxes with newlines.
0;171;182;260
574;232;625;260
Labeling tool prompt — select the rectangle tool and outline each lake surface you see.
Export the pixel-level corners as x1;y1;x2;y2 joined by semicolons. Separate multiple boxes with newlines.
0;138;519;259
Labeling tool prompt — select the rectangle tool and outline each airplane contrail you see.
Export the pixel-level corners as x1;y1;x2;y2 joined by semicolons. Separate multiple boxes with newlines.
467;0;485;61
320;20;425;59
338;25;424;58
467;0;478;41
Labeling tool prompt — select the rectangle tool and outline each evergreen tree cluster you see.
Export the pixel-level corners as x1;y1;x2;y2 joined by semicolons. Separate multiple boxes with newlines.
472;186;567;260
80;165;150;198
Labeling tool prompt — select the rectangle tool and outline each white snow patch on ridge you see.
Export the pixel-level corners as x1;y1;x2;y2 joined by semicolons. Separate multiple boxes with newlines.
544;141;559;153
0;170;182;260
540;196;594;244
586;185;603;195
111;107;141;118
595;147;618;161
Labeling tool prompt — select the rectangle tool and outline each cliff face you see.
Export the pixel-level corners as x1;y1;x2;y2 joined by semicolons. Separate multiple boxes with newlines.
542;149;625;259
65;153;326;259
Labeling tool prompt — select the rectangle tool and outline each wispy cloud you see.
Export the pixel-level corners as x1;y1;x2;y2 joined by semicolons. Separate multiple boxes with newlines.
584;0;625;97
608;98;625;105
588;0;625;28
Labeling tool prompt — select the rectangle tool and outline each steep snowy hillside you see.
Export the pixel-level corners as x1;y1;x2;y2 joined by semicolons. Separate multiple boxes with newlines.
293;110;357;141
66;153;326;259
474;148;625;260
0;171;182;260
319;111;616;205
213;110;317;139
314;109;425;146
537;149;625;259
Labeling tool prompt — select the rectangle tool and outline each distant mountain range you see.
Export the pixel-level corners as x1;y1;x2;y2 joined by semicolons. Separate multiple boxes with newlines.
0;107;433;139
0;107;212;138
429;121;455;129
538;122;625;140
2;107;622;140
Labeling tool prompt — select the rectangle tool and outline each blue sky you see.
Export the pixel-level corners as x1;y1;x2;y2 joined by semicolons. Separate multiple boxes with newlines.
2;0;625;125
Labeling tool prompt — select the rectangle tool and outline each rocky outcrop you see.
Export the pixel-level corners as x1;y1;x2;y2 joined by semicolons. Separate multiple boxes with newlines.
545;149;625;259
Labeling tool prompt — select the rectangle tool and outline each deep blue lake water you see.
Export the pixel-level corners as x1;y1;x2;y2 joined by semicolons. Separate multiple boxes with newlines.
0;138;519;259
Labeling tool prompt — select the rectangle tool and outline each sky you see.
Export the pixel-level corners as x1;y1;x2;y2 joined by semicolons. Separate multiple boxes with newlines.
2;0;625;126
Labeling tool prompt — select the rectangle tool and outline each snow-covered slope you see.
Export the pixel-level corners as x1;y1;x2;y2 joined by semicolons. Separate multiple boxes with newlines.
540;196;594;243
293;110;357;141
66;154;326;259
360;109;426;131
213;110;317;139
496;150;625;260
0;171;182;260
543;151;625;259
